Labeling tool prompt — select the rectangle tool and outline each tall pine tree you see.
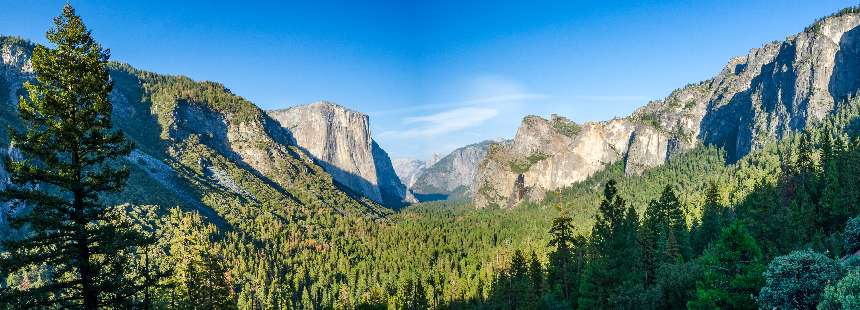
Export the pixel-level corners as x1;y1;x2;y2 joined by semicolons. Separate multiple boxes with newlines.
578;180;644;309
688;222;764;310
546;214;585;307
0;5;150;309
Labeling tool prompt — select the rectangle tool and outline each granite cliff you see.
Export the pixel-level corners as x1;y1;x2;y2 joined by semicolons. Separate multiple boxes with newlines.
268;102;415;208
408;140;494;201
0;36;387;230
473;10;860;208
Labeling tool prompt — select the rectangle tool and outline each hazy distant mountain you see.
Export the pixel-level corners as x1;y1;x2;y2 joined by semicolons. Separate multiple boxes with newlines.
394;141;494;202
392;158;428;188
473;11;860;208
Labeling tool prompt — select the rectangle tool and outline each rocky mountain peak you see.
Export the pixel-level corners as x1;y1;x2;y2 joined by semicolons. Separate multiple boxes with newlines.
472;9;860;209
267;101;414;208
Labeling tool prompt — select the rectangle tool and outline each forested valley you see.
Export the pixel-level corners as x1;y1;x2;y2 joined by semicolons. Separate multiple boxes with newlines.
4;4;860;310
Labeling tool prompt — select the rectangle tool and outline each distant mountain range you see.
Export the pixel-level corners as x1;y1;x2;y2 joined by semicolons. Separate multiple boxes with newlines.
394;140;496;202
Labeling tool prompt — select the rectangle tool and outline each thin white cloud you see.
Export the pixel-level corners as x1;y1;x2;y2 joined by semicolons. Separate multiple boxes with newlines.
379;107;499;139
368;93;547;117
568;95;650;102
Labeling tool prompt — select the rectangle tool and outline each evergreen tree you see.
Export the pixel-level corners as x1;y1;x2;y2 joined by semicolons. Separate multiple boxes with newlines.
693;182;724;255
688;222;764;310
578;180;644;309
509;249;532;308
546;215;584;307
528;251;543;299
641;185;690;286
0;5;150;309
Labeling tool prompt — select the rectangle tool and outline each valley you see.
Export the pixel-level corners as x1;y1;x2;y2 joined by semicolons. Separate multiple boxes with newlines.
3;3;860;309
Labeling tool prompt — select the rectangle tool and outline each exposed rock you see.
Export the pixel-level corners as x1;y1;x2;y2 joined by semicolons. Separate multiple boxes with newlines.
392;158;427;188
473;11;860;208
268;102;414;208
472;117;644;208
0;35;387;230
409;140;494;201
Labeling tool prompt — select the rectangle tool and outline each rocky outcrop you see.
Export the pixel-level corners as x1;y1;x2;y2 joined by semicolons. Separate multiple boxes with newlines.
472;116;656;208
268;102;414;208
472;10;860;208
409;140;494;200
392;158;429;188
0;35;388;231
0;37;33;224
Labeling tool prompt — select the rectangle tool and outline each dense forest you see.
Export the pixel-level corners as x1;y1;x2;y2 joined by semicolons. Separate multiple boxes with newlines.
5;4;860;310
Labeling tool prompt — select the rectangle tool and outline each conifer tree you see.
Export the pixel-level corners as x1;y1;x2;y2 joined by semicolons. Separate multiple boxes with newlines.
546;214;584;306
0;5;150;309
688;222;764;310
528;251;543;299
579;180;644;309
693;182;724;255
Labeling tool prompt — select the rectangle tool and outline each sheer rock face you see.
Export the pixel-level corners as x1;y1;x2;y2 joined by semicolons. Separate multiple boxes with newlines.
408;140;493;199
0;38;34;223
392;158;427;188
268;102;414;208
472;117;649;208
473;12;860;208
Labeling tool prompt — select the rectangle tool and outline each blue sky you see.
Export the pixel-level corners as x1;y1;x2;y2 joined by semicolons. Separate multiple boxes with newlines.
0;1;856;159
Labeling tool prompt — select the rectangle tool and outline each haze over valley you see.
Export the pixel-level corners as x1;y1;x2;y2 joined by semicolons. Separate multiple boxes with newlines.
3;2;860;309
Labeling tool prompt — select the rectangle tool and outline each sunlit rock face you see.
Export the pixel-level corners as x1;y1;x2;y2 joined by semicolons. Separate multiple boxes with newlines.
401;140;494;202
268;101;414;208
473;13;860;208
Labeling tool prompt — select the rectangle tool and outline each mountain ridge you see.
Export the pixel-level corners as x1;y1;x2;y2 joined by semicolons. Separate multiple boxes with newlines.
472;9;860;208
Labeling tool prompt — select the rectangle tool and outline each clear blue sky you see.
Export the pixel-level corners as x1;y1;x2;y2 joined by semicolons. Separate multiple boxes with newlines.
0;1;856;159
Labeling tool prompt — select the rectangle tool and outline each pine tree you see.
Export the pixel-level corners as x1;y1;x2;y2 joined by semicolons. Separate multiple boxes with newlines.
578;180;644;309
641;185;690;286
528;251;543;299
688;222;764;310
0;5;150;309
546;214;584;307
693;182;724;255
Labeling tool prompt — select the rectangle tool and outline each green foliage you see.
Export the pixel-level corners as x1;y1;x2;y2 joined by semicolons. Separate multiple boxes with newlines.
844;216;860;255
758;249;842;309
0;5;151;308
691;182;725;255
509;152;548;174
688;222;764;310
819;269;860;310
545;215;586;306
550;115;582;138
578;180;645;309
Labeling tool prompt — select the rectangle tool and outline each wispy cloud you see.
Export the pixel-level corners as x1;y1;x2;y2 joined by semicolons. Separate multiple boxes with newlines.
379;107;500;139
568;95;650;102
368;93;547;117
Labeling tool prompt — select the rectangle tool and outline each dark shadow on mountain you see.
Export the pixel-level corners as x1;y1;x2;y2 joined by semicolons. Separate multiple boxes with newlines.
700;41;797;163
372;141;410;210
109;67;167;156
413;193;449;202
830;25;860;104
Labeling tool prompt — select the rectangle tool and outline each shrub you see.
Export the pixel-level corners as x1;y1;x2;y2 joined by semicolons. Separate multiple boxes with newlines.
758;250;842;309
819;270;860;310
844;216;860;255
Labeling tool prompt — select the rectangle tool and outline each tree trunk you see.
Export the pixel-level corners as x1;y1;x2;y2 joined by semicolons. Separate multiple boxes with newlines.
74;188;98;309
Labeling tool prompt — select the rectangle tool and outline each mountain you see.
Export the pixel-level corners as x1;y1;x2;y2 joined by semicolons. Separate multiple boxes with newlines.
392;158;429;188
268;102;415;208
473;10;860;208
0;35;388;230
408;140;494;201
